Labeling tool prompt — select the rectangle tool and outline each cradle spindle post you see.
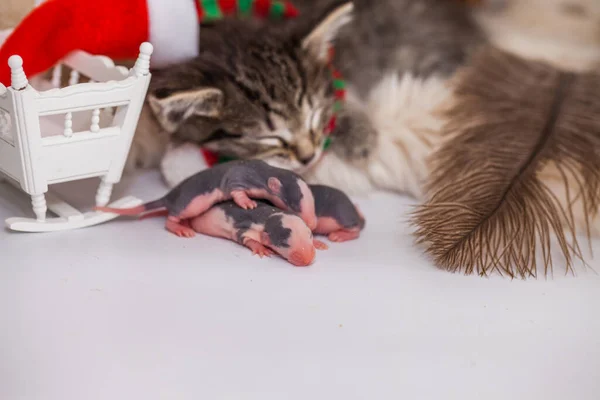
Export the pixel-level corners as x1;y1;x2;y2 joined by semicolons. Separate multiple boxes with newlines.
131;42;153;77
89;78;101;131
90;108;100;132
51;64;63;88
64;112;73;137
68;70;80;86
8;55;28;90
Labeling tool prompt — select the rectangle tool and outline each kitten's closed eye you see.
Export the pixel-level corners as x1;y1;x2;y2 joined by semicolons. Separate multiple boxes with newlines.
257;136;291;151
211;129;244;140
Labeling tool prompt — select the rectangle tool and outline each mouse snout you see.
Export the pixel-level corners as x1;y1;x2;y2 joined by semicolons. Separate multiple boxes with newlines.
289;246;316;267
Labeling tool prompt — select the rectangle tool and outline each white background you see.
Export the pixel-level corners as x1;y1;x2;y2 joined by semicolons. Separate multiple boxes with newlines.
1;170;599;400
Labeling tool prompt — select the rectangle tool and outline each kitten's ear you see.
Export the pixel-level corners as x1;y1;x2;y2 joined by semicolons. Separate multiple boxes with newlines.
301;2;354;62
268;177;283;194
148;87;224;133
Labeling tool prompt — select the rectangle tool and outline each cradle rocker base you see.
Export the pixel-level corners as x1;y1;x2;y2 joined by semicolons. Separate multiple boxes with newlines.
5;194;142;233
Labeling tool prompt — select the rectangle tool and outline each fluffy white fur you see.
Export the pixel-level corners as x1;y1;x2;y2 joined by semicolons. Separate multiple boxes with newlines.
303;151;375;195
305;73;453;199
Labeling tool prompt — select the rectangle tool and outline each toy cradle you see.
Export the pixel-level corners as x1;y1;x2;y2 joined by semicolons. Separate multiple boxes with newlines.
0;38;153;232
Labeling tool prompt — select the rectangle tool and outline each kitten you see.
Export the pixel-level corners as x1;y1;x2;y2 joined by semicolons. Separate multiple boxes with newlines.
127;2;353;186
130;0;600;219
128;0;484;198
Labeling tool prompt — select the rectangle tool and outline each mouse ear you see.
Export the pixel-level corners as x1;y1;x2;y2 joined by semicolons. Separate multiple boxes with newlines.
260;231;272;246
268;177;283;194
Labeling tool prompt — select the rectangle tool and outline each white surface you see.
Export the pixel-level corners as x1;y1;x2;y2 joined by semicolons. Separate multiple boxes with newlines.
1;170;600;400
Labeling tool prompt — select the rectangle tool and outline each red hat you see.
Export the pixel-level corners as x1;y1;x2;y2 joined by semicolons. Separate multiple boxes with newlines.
0;0;299;86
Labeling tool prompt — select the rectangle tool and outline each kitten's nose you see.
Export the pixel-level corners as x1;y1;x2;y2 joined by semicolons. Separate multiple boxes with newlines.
299;154;315;165
295;138;316;165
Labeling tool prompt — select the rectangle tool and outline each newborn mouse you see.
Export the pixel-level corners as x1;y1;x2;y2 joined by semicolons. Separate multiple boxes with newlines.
310;184;365;243
95;160;317;237
187;200;321;267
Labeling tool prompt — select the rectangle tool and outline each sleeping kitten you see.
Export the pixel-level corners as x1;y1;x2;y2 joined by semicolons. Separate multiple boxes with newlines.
127;2;352;185
128;0;484;198
129;0;600;214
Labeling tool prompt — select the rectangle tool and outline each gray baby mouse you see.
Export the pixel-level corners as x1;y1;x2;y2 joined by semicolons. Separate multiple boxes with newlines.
95;160;317;237
310;184;365;243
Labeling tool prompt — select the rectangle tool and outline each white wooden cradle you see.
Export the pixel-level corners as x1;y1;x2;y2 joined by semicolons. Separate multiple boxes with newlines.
0;31;153;232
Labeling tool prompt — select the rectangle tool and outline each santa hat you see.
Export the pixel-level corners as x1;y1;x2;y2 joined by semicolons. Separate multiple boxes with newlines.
0;0;299;86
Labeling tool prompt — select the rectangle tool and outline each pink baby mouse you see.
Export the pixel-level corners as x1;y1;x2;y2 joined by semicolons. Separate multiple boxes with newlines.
95;160;317;238
186;200;326;267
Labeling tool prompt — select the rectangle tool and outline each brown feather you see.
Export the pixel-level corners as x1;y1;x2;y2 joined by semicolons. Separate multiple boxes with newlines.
411;47;600;278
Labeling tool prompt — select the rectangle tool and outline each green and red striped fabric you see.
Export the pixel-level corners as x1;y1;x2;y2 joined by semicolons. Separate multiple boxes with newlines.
194;0;299;22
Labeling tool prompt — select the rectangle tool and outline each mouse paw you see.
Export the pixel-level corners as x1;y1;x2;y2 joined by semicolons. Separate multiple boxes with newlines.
313;239;329;250
328;229;360;243
244;239;274;258
231;190;258;210
166;219;196;238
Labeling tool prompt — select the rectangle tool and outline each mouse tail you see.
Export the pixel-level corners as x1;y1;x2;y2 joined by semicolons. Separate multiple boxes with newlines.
138;209;169;220
94;198;165;216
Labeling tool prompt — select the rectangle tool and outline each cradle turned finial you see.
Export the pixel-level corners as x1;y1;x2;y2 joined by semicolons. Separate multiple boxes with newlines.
8;55;28;90
132;42;153;77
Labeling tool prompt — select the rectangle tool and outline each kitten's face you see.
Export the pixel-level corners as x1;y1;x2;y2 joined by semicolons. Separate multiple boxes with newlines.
148;3;353;172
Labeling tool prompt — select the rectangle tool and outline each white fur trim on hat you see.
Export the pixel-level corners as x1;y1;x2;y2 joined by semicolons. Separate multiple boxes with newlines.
146;0;200;68
161;142;209;188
